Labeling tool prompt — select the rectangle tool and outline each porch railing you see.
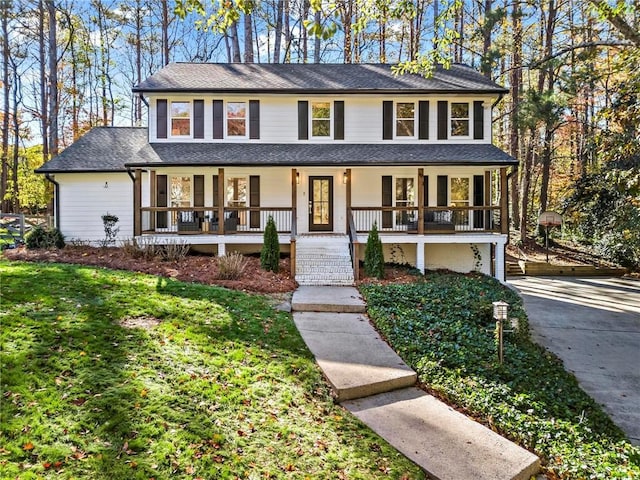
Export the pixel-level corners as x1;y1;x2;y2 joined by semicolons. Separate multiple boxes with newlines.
346;208;360;282
350;206;502;234
140;207;294;234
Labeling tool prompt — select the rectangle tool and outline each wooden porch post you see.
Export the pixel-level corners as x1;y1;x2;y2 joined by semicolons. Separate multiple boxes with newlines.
484;170;491;231
417;168;424;235
218;168;225;235
291;168;297;277
346;168;351;229
149;171;156;231
133;169;142;236
500;167;508;234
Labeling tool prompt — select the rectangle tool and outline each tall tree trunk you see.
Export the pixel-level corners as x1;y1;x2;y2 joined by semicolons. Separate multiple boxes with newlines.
134;0;143;124
283;0;290;62
244;10;254;62
313;9;320;63
1;0;10;212
481;0;493;78
509;0;522;230
47;0;58;156
273;0;283;63
161;0;169;65
538;0;557;217
519;135;534;244
341;0;353;63
11;57;20;211
379;1;387;63
229;21;241;62
39;0;49;163
301;0;309;62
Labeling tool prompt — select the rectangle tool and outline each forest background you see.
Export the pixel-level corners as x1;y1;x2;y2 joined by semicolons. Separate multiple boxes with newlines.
1;0;638;268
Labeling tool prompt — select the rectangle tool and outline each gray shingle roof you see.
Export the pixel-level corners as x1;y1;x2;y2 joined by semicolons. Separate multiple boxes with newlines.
128;142;516;167
36;127;154;173
133;63;507;95
37;127;516;173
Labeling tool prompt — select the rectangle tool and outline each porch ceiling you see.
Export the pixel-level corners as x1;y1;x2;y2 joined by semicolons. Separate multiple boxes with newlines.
126;143;517;168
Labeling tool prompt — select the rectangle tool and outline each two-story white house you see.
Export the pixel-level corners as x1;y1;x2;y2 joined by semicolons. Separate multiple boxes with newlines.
37;63;516;285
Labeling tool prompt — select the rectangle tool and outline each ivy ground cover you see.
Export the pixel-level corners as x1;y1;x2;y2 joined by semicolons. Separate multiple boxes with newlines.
0;261;425;479
360;272;640;479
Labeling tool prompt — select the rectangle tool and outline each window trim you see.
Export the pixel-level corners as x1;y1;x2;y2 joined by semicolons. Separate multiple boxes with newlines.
226;176;248;207
450;102;471;138
170;101;192;138
309;100;333;139
225;101;249;139
394;102;417;139
169;175;194;206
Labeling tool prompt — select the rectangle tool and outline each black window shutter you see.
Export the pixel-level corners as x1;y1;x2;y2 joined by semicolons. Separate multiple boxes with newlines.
298;101;308;140
157;99;167;139
418;101;429;139
194;100;204;139
213;100;223;139
473;174;484;228
423;175;429;207
334;101;344;140
249;175;260;228
382;101;393;140
212;175;219;210
194;175;204;207
437;101;448;140
473;100;484;140
382;175;392;228
437;175;448;206
249;100;260;139
156;174;167;228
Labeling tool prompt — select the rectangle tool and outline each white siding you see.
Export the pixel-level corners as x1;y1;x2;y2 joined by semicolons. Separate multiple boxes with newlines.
146;93;497;144
57;173;133;244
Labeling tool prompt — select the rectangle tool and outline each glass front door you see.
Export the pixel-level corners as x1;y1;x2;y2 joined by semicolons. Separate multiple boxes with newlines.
309;176;333;232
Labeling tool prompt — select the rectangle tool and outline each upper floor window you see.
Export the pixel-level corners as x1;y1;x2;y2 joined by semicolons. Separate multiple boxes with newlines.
171;102;190;136
396;103;415;137
311;102;331;137
227;102;247;137
450;102;470;137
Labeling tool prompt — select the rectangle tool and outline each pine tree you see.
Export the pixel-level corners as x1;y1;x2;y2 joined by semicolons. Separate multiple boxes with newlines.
261;215;280;273
364;221;384;279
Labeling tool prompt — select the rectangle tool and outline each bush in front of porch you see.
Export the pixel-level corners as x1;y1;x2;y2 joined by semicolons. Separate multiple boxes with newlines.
364;221;385;279
261;215;280;273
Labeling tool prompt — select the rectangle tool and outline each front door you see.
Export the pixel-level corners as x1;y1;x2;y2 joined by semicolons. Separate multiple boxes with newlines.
309;176;333;231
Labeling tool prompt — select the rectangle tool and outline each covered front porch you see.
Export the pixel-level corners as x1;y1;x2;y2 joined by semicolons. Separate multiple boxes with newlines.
130;166;510;282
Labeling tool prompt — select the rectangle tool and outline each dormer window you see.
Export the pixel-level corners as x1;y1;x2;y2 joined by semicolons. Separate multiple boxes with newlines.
171;102;190;136
311;102;331;137
396;103;415;137
227;102;247;137
450;102;470;137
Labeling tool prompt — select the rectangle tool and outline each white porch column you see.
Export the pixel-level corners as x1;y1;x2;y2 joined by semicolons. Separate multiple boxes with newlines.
217;242;226;257
416;240;425;273
495;241;505;283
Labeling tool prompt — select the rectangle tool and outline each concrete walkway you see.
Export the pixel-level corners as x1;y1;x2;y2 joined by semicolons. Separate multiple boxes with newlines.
509;276;640;445
292;286;540;480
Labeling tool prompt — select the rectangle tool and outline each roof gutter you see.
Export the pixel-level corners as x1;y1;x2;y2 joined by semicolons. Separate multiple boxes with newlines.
44;174;60;229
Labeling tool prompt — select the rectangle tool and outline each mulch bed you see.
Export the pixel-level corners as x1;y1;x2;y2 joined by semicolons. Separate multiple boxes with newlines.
4;246;298;294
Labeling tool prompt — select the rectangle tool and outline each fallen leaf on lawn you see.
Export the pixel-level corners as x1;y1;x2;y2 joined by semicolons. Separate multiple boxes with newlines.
284;463;295;472
140;389;148;398
79;351;86;356
71;397;86;406
23;442;34;451
185;465;195;474
53;461;63;469
43;462;52;469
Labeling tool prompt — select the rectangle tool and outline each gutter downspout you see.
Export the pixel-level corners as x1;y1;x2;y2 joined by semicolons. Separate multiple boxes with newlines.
44;174;60;229
139;94;148;107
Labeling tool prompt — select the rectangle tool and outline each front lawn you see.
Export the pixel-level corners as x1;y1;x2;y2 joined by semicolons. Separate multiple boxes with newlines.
0;261;425;479
360;272;640;479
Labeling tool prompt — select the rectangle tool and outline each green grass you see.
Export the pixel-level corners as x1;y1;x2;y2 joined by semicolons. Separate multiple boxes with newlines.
0;260;426;479
360;272;640;479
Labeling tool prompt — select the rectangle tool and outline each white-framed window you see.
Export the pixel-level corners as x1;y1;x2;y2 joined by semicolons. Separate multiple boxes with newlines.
396;102;416;137
311;101;331;137
450;102;470;137
226;101;247;137
395;176;416;226
171;102;191;136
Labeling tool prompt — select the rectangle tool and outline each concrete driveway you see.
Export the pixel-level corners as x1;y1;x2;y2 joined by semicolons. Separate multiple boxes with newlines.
509;276;640;446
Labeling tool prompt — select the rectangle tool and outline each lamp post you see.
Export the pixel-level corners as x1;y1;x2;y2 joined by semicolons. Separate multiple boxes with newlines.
493;301;509;364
